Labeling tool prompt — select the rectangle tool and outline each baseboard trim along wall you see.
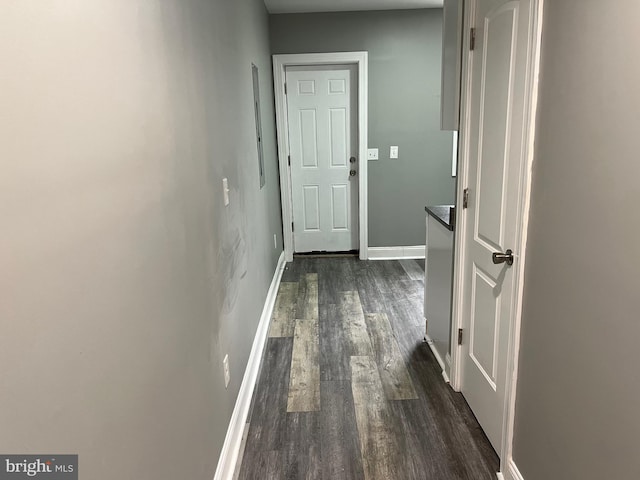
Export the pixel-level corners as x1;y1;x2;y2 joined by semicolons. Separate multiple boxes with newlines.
213;251;287;480
507;459;525;480
424;334;450;383
496;458;525;480
367;245;426;260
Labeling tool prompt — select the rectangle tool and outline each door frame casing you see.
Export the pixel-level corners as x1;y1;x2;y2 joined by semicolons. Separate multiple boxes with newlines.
273;52;369;262
449;0;544;475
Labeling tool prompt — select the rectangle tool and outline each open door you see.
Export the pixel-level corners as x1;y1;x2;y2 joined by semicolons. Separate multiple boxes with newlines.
455;0;540;455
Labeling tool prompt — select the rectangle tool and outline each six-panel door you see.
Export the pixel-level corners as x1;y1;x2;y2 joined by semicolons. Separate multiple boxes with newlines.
286;65;359;253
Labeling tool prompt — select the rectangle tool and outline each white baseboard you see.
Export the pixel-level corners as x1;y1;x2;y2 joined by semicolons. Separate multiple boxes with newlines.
507;459;525;480
498;458;524;480
443;353;452;382
424;334;450;383
213;251;286;480
367;245;425;260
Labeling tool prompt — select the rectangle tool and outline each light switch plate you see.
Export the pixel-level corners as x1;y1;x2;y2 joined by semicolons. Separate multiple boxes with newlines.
367;148;379;160
222;178;230;206
223;354;230;388
390;146;399;159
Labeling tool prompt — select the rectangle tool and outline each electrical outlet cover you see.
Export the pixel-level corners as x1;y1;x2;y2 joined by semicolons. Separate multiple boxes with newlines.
367;148;379;160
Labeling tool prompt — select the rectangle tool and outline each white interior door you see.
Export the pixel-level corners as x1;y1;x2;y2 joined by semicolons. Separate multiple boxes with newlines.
286;65;359;253
460;0;533;452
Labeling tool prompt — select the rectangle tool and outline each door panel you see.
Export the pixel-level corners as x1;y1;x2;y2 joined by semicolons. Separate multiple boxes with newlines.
297;79;315;95
329;108;347;167
461;0;532;452
329;78;346;94
287;65;358;253
302;185;320;231
469;265;499;388
475;7;515;249
331;184;349;230
299;109;318;168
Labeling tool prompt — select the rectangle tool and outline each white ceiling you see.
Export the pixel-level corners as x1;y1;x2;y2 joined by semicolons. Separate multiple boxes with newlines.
265;0;443;14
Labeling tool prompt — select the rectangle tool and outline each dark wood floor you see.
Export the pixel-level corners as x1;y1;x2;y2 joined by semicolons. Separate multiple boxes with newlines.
236;257;498;480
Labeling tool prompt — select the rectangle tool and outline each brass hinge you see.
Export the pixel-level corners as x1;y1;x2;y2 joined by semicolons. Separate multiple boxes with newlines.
288;155;291;166
291;222;294;232
463;188;469;209
470;27;476;51
458;328;464;345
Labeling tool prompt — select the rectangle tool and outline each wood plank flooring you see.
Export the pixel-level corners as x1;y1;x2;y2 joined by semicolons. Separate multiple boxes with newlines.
287;319;320;412
238;257;498;480
269;283;299;338
365;313;417;401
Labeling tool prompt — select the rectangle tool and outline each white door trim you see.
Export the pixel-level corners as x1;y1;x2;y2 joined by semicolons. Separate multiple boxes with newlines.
273;52;369;262
450;0;544;475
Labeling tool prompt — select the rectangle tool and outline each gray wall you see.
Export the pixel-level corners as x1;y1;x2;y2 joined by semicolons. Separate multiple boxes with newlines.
270;10;455;247
0;1;282;479
512;1;640;478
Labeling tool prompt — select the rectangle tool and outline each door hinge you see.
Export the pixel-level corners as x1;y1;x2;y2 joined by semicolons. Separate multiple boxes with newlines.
291;222;294;232
458;328;464;345
284;82;287;95
463;188;469;209
288;155;291;166
470;27;477;51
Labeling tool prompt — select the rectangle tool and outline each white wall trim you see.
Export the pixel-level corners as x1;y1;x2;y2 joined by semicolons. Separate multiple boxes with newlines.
448;0;474;394
498;458;525;480
213;252;286;480
450;0;544;475
273;52;369;262
367;245;425;260
452;130;459;177
506;459;525;480
497;0;545;473
424;334;450;383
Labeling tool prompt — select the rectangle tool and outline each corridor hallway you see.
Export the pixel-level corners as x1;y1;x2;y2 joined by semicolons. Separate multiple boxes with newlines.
236;257;498;479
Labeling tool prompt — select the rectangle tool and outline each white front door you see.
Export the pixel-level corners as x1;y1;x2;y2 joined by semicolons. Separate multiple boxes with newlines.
460;0;534;451
286;65;359;253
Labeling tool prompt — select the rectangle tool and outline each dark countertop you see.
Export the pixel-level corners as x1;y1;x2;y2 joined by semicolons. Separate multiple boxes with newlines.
425;205;455;231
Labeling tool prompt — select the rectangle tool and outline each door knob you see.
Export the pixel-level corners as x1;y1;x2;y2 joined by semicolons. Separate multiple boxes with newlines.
349;156;357;164
492;249;514;266
349;169;357;177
